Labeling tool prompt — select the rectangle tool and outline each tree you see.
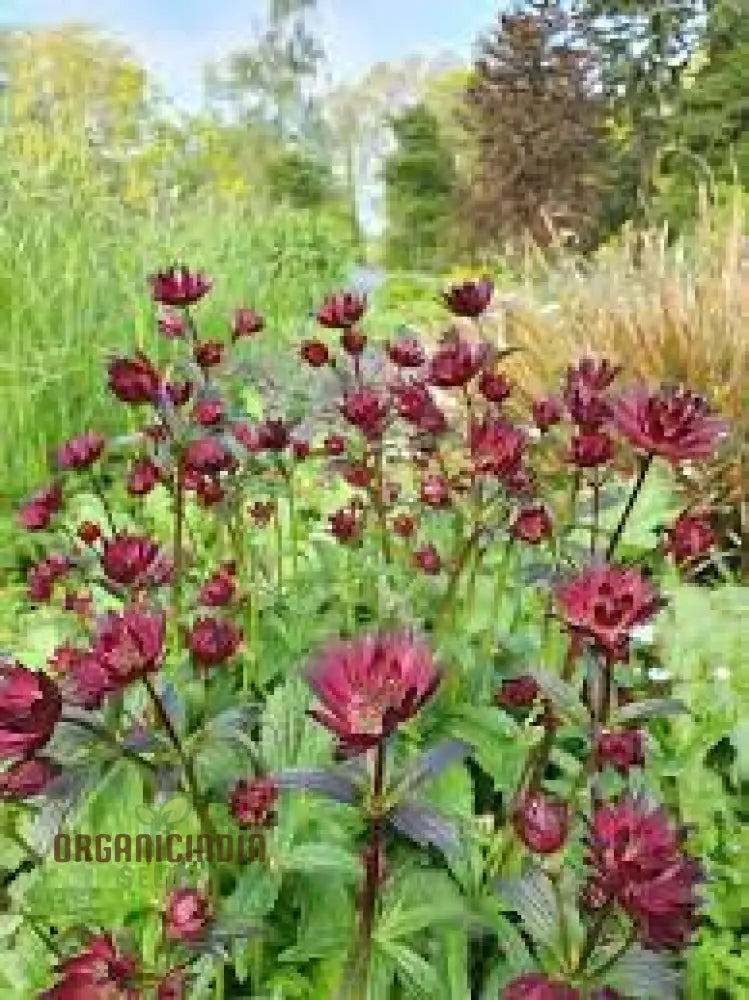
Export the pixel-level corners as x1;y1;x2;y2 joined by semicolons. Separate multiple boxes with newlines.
463;0;604;252
383;103;457;269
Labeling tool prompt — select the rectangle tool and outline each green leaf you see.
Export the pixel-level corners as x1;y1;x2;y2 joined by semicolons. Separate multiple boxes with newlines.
281;842;362;880
496;869;559;950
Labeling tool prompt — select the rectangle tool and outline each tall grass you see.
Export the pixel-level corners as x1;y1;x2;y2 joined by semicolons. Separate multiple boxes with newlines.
0;175;349;509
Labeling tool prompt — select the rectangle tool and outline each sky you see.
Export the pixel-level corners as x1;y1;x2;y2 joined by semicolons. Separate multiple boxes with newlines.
2;0;501;107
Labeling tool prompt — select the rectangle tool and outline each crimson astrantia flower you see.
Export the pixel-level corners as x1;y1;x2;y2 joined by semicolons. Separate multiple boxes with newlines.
513;791;569;854
184;436;233;475
188;616;242;669
63;589;93;619
665;512;716;565
259;418;290;452
317;290;367;329
413;542;441;574
158;309;186;339
164;887;211;942
0;662;61;759
341;387;389;439
230;776;278;828
18;482;62;531
27;554;70;602
442;278;493;318
233;421;263;454
250;500;274;525
420;474;451;509
198;568;236;607
532;396;563;432
391;382;447;435
196;477;224;507
479;368;511;403
586;796;702;950
194;339;224;370
232;307;264;340
329;507;362;543
386;334;425;368
41;933;139;1000
392;513;416;538
0;756;60;799
150;265;211;307
470;417;525;477
157;969;186;1000
556;564;659;661
343;462;372;488
306;632;440;753
503;973;580;1000
102;533;161;587
127;458;160;496
511;504;552;544
301;338;330;367
613;385;728;463
107;353;160;405
56;431;105;471
324;433;346;456
292;438;310;460
93;607;165;689
192;398;224;427
495;675;539;710
504;465;535;497
341;327;367;355
569;430;614;468
595;729;645;774
428;332;490;388
568;356;621;392
565;384;612;431
50;642;113;709
78;520;101;544
165;379;193;408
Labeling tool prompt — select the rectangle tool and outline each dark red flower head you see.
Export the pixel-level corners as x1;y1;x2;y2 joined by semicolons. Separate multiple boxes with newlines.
233;421;264;454
157;969;187;1000
164;887;211;942
188;617;242;669
329;506;362;544
184;436;233;475
250;500;275;525
503;974;580;1000
230;776;278;828
569;430;615;468
198;567;236;607
158;309;186;339
259;418;290;452
27;554;70;602
391;381;446;435
0;662;61;759
232;307;264;340
50;642;113;709
306;633;440;753
513;791;569;854
556;564;659;661
595;729;645;774
479;368;512;403
301;338;330;367
495;675;539;710
470;417;525;477
92;606;165;690
127;458;160;496
420;474;451;509
192;398;224;427
428;332;490;388
56;431;105;471
532;396;563;432
41;933;139;999
341;387;389;439
392;513;416;538
386;334;425;368
194;339;224;370
413;543;441;574
565;383;613;431
665;512;716;565
18;482;62;531
78;521;101;544
511;505;552;544
586;796;702;950
341;327;367;355
613;385;728;463
317;290;367;329
102;533;161;588
0;755;60;799
150;265;211;307
443;278;493;318
108;353;160;405
165;379;193;408
567;356;622;393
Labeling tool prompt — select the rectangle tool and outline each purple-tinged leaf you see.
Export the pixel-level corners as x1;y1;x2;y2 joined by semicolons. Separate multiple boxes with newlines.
393;739;472;797
275;767;360;805
495;869;559;949
388;799;460;855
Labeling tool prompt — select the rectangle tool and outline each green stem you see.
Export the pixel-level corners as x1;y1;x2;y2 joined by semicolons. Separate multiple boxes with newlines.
605;454;654;560
358;741;386;985
274;499;283;598
172;451;186;626
6;828;42;865
576;899;614;974
591;925;637;979
288;466;299;580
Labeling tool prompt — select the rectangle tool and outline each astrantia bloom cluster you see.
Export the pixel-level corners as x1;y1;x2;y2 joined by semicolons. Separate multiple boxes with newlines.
41;934;139;999
17;482;62;531
442;278;493;318
503;974;579;1000
188;616;242;669
0;662;61;758
306;633;440;753
316;290;366;329
56;431;106;471
556;564;659;661
0;755;60;800
586;796;702;950
665;512;716;565
613;385;727;463
164;887;211;942
513;790;569;854
428;331;489;388
230;776;278;828
150;265;211;307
